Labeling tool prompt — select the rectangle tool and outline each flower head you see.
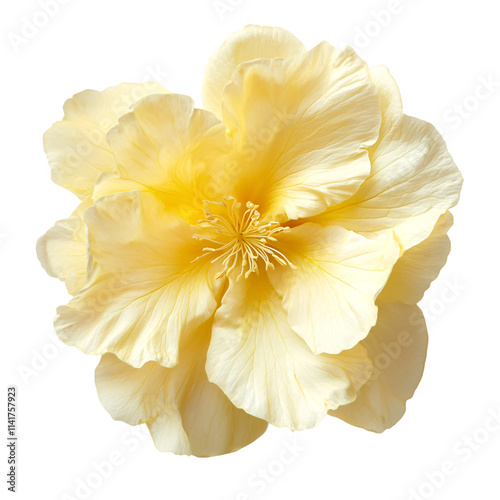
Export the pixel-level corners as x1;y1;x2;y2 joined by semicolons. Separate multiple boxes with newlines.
37;25;462;456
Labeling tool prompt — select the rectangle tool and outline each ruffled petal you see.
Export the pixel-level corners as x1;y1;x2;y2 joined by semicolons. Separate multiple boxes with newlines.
44;82;169;198
106;93;231;223
36;200;90;295
378;211;453;304
268;223;399;354
369;65;402;143
206;273;372;430
95;320;267;457
55;190;222;368
221;42;381;221
202;25;305;118
329;213;449;431
311;112;462;252
330;302;428;432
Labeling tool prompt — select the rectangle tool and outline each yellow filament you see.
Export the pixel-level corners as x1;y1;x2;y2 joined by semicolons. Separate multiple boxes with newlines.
192;197;296;280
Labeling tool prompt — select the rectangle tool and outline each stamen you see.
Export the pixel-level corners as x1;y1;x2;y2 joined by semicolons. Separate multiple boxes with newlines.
192;197;296;280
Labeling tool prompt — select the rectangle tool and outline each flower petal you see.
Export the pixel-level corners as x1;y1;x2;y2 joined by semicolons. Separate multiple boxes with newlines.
36;200;90;295
44;82;169;198
55;190;222;368
378;211;453;304
311;113;462;251
221;42;381;221
369;65;402;141
268;223;399;354
95;320;267;457
206;273;372;430
330;302;428;432
106;93;231;223
329;213;449;430
202;25;305;118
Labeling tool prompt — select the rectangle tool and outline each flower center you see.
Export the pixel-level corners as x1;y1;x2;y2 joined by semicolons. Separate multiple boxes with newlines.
193;197;296;280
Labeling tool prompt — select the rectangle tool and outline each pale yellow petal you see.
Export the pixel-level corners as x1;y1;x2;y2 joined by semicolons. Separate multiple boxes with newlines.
92;172;146;199
44;82;169;198
36;200;91;295
206;274;372;430
268;223;399;354
330;302;428;432
55;190;222;368
106;93;230;223
221;43;381;221
369;65;402;144
312;114;462;251
95;321;267;457
329;214;450;430
202;25;306;118
378;211;453;304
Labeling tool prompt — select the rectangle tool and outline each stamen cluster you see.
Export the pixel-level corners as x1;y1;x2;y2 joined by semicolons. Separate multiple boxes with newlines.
193;197;296;280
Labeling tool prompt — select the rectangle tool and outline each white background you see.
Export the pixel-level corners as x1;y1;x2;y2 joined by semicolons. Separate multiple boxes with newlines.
2;0;499;499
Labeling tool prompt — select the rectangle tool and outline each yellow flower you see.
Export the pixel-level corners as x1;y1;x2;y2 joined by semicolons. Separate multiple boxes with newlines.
37;25;462;456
